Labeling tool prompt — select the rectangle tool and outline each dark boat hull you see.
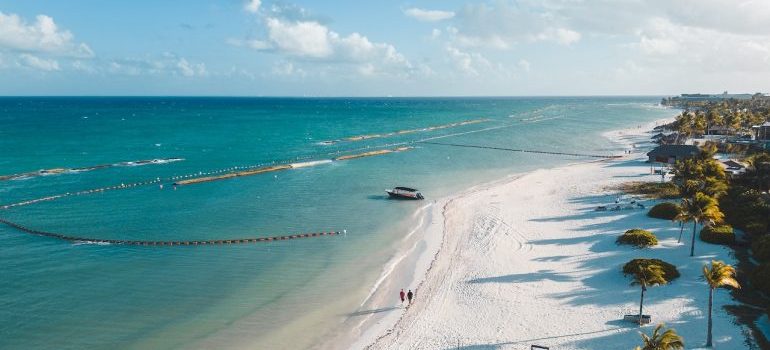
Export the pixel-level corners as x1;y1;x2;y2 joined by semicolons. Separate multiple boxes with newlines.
386;191;424;200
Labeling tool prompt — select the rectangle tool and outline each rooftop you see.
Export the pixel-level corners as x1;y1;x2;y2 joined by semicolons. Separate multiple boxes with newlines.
646;145;700;158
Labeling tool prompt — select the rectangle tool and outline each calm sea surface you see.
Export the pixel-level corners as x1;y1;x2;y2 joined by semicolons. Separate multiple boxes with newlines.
0;97;670;349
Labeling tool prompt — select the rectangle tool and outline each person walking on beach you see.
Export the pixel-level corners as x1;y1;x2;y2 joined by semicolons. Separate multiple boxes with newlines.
399;289;406;305
407;290;413;305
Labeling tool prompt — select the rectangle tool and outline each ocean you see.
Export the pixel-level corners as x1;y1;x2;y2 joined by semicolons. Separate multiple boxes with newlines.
0;97;671;349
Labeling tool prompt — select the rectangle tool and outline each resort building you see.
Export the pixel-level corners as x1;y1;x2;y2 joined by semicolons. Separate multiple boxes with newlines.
646;145;700;164
678;92;754;101
719;159;748;176
752;121;770;141
706;125;732;136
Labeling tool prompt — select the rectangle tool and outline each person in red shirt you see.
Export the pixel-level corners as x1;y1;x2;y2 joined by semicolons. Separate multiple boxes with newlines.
399;289;406;305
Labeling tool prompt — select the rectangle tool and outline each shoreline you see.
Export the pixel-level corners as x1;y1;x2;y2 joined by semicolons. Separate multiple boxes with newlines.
319;117;669;349
344;116;755;349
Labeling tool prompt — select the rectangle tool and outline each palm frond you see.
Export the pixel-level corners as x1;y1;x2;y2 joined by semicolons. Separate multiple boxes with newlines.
703;260;741;290
637;323;684;350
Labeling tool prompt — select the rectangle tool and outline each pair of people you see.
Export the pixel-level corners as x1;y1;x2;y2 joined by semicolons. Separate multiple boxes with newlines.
399;289;413;305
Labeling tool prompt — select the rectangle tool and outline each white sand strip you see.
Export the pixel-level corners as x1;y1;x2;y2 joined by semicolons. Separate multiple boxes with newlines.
352;118;751;349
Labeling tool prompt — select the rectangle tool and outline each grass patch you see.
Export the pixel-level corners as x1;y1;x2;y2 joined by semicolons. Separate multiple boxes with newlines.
699;225;735;245
648;202;681;220
623;258;680;283
615;181;680;199
617;229;658;248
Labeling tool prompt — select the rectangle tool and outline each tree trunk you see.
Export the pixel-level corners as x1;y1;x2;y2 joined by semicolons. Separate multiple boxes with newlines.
707;287;714;347
639;285;646;327
678;221;685;243
690;220;697;257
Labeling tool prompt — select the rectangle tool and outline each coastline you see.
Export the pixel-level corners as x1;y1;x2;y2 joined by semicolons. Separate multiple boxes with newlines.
0;98;724;350
338;116;754;349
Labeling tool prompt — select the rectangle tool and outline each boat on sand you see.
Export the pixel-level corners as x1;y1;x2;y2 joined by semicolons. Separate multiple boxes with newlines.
386;187;424;200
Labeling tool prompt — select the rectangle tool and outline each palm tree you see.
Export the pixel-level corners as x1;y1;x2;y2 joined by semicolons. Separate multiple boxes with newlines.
703;261;740;347
701;177;728;199
634;323;685;350
672;210;689;243
631;264;668;326
678;192;724;257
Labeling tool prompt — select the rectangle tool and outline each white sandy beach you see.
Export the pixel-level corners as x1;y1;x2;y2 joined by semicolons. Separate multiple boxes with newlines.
329;119;752;350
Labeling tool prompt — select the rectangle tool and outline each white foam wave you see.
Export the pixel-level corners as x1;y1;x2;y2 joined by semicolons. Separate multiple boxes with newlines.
118;158;184;167
73;241;112;246
290;159;333;168
360;204;431;307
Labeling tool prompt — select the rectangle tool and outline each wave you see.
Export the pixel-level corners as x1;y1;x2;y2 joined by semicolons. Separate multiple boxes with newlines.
72;241;113;246
118;158;185;167
319;119;489;145
0;158;185;182
290;160;333;169
521;116;564;123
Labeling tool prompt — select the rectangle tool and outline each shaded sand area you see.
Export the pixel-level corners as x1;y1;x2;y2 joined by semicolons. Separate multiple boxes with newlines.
349;120;753;349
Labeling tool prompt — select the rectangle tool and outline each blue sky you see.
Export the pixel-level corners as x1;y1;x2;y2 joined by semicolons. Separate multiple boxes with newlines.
1;0;769;96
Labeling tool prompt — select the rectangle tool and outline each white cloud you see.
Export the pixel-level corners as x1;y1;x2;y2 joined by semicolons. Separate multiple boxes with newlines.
236;13;418;77
532;27;581;45
227;38;271;50
404;8;455;22
431;28;442;39
107;54;207;77
71;60;97;73
445;45;491;76
244;0;261;14
17;54;59;71
629;17;770;73
272;60;306;76
663;0;770;36
518;59;531;72
176;58;207;77
0;12;93;57
449;2;581;49
265;18;333;58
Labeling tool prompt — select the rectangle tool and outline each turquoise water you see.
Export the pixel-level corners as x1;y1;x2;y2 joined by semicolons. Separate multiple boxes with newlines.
0;97;671;349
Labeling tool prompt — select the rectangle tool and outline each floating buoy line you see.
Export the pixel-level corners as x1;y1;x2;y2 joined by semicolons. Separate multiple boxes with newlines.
0;218;344;246
1;117;618;211
1;116;621;246
0;158;184;182
417;141;624;159
0;144;413;209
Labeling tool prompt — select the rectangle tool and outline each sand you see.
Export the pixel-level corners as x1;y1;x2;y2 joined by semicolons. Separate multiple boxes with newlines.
333;119;753;350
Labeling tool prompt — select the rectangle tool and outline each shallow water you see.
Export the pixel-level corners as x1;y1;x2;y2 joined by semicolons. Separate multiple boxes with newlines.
0;97;671;349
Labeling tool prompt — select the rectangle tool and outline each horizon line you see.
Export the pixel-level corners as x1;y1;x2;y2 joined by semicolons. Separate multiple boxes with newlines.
0;94;674;98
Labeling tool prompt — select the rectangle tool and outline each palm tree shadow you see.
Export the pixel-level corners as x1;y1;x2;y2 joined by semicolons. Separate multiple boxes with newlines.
467;269;576;284
453;327;633;350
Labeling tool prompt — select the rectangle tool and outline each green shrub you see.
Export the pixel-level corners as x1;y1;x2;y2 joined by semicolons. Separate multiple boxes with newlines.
622;258;680;283
618;181;680;199
721;186;768;235
750;263;770;296
647;202;680;220
699;225;735;245
745;222;768;236
617;229;658;247
751;235;770;262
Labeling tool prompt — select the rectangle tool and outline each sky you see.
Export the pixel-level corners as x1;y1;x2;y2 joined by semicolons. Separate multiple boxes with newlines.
0;0;769;96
